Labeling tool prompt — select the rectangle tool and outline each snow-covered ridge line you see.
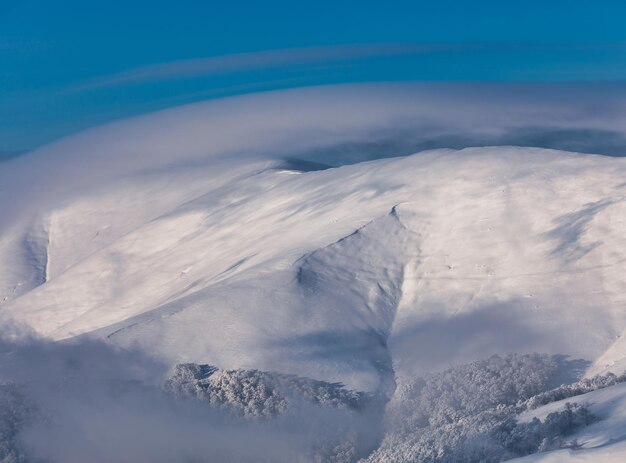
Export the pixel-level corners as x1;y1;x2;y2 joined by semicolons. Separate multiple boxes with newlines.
292;206;417;395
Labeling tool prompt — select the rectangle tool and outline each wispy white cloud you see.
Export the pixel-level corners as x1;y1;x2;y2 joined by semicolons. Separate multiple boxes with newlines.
4;82;626;231
73;43;463;91
69;41;626;93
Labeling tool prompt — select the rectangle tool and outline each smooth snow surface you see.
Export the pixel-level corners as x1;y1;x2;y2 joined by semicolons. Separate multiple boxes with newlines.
1;87;626;460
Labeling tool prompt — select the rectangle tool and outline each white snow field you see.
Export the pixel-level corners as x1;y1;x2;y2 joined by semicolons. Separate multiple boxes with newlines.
1;85;626;461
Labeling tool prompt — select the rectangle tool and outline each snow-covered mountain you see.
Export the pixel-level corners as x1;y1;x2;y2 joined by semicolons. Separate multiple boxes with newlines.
1;86;625;462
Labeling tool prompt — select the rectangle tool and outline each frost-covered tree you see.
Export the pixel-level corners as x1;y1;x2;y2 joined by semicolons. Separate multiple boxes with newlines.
165;364;384;462
493;402;597;457
367;354;600;463
165;363;374;419
524;371;626;409
0;355;616;463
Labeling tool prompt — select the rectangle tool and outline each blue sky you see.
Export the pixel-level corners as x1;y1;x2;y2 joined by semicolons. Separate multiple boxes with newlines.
2;0;626;152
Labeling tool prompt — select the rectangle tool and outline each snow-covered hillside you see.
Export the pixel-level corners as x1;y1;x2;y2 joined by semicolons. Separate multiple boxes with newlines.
2;144;625;391
1;87;625;462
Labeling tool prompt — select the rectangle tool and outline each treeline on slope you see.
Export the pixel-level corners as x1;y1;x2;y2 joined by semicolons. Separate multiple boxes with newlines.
523;370;626;409
164;363;377;418
1;354;624;463
366;353;621;463
0;364;383;463
165;363;385;462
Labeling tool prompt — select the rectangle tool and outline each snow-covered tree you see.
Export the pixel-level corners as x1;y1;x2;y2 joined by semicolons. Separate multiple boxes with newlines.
367;354;600;463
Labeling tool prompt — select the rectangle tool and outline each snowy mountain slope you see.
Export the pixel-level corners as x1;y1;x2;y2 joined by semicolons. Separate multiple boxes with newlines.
2;86;626;461
1;141;625;395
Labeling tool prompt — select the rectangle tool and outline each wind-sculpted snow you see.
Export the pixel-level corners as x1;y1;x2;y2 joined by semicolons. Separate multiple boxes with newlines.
77;204;417;392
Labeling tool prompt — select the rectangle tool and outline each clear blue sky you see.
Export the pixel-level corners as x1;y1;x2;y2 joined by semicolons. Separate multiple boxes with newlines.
2;0;626;152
